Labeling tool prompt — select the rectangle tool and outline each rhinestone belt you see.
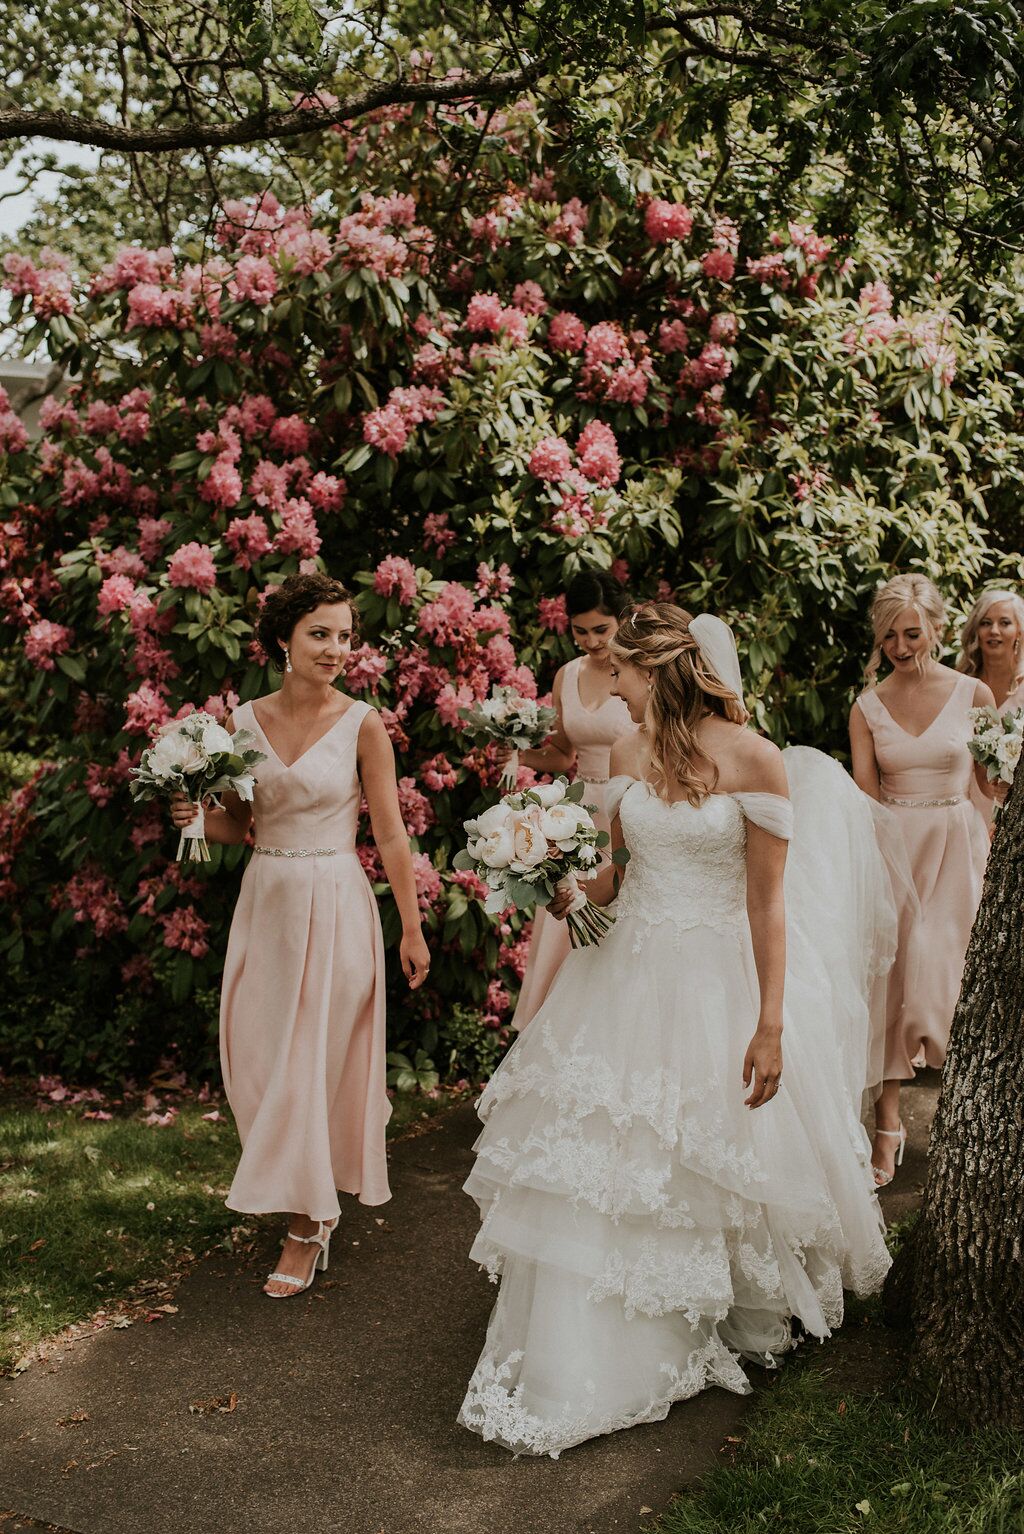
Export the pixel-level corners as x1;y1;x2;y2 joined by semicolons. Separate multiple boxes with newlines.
881;793;966;809
254;846;341;858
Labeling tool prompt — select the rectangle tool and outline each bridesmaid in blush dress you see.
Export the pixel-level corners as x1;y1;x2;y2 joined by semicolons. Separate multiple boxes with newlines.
505;570;634;1031
170;573;430;1297
956;588;1024;831
849;574;998;1186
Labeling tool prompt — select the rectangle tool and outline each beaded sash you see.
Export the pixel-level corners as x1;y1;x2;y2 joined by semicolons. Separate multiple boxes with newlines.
880;793;965;809
254;846;341;858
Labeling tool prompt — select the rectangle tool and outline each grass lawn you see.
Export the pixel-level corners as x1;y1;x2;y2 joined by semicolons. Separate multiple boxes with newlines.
0;1079;461;1374
655;1339;1024;1534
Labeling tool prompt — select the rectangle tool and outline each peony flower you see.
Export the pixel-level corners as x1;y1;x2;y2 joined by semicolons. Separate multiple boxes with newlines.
509;803;548;870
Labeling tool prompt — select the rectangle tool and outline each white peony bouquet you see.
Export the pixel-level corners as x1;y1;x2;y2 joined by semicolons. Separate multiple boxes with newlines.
967;704;1023;789
130;710;266;862
460;686;558;790
454;776;628;947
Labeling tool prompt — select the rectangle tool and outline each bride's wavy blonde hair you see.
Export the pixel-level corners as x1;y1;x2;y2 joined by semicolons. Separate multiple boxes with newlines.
610;603;745;805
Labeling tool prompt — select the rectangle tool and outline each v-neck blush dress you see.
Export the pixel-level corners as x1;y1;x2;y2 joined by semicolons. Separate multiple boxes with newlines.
512;658;634;1031
970;675;1024;831
855;672;989;1078
219;698;391;1218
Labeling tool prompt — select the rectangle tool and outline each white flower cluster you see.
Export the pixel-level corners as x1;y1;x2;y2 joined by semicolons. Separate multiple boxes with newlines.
462;687;557;747
132;710;265;802
457;778;604;916
968;704;1024;785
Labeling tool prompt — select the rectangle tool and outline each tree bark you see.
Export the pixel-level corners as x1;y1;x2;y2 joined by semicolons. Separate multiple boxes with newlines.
911;774;1024;1425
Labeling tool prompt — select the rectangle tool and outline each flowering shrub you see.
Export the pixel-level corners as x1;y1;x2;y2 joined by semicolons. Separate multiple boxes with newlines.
1;103;1022;1083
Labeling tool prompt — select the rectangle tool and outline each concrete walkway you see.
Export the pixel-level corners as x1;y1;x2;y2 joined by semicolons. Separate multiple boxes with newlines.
0;1077;938;1534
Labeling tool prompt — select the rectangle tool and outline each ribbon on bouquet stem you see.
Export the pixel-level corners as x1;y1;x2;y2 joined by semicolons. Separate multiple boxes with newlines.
555;873;616;948
176;801;211;863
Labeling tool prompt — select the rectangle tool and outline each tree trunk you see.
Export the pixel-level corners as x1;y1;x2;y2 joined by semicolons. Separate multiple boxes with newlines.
911;774;1024;1425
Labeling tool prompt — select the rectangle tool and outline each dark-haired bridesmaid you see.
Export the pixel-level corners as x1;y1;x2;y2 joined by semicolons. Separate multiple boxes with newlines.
170;573;430;1296
501;569;635;1030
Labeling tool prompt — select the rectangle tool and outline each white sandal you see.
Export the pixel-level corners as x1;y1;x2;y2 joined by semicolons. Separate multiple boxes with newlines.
264;1219;337;1298
872;1125;907;1189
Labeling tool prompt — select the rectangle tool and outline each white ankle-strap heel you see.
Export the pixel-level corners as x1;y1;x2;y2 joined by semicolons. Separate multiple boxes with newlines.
872;1124;907;1188
264;1219;337;1297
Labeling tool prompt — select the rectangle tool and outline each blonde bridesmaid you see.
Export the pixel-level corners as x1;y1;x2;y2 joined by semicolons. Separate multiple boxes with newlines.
505;570;634;1030
170;573;430;1296
849;574;998;1185
957;588;1024;830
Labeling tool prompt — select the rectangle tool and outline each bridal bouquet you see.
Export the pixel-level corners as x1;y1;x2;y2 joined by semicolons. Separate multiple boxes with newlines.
967;704;1024;787
130;710;266;862
460;686;558;790
455;777;627;947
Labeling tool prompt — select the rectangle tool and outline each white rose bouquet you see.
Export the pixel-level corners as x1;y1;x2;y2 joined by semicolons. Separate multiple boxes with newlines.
967;704;1023;790
130;710;266;862
454;776;628;947
459;686;558;790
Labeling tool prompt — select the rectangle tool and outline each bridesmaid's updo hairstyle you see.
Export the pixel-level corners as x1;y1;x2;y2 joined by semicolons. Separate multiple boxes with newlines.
956;588;1024;678
258;573;358;668
611;602;744;806
866;573;946;683
565;568;631;619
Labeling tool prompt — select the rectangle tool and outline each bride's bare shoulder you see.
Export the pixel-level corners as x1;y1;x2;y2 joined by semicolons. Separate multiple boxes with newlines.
732;729;788;796
609;726;644;777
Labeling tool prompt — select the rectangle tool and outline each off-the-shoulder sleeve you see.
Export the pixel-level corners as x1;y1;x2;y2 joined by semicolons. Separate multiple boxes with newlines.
605;775;635;822
731;791;794;841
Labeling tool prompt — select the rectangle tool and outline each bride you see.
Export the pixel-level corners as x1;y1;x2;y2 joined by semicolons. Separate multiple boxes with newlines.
458;602;895;1457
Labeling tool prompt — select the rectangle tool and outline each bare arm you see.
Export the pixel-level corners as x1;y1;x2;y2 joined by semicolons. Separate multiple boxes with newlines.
849;700;881;801
168;711;252;844
740;740;788;1109
358;709;431;988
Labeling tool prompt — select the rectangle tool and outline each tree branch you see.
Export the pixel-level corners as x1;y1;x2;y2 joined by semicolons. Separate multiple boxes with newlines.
0;61;544;151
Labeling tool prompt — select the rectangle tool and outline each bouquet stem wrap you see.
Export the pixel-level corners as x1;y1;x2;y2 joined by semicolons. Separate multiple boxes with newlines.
176;803;211;864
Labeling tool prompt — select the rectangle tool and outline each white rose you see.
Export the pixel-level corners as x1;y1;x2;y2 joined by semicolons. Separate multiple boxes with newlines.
540;801;589;847
995;732;1021;780
509;805;548;870
530;781;567;809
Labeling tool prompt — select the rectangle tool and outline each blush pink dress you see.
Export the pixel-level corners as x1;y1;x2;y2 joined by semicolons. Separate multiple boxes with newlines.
220;699;391;1220
855;672;989;1079
970;675;1024;831
512;658;634;1031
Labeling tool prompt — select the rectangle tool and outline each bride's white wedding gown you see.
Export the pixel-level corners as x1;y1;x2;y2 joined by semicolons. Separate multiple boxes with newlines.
459;749;895;1457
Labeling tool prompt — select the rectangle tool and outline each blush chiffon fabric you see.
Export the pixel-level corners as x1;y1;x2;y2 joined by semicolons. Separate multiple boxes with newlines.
855;673;990;1079
512;658;634;1031
220;698;391;1219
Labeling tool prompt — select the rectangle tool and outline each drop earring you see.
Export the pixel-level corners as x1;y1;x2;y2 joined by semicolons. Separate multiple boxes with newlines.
283;646;293;674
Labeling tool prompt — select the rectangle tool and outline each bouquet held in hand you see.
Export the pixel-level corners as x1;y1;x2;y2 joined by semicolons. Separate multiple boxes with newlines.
967;704;1023;788
460;686;558;790
130;710;266;862
454;776;628;947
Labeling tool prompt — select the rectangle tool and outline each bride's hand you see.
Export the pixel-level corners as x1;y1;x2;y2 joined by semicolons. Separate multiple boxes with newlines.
169;792;200;829
742;1025;783;1109
401;929;432;989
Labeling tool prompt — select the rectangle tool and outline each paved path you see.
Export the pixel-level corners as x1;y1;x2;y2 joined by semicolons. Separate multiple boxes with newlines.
0;1077;938;1534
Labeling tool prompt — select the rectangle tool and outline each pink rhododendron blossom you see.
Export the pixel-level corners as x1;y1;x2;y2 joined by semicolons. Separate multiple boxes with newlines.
576;420;621;487
711;216;740;252
224;513;272;569
421;753;458;792
0;408;29;454
198;453;243;509
159;906;210;958
138;517;172;562
746;253;791;289
362;403;408;457
657;318;690;354
511;280;547;315
397;776;434;836
486;978;510;1016
269;414;311;455
232;395;278;439
345;643;389;693
3;252;41;295
280;226;333;275
528;435;573;481
248;458;289;510
202;690;240;723
709;312;738;344
548;198;588;245
702;249;736;282
538;594;569;634
483;634;517;681
306;471;346;512
423;512;456;556
418;582;477;645
167;541;217;592
97;573;137;617
604;358;653;405
34;269;75;319
229;255;277;306
374;555;419;604
411;852;442;912
124;683;172;735
465;292;505;333
56;867;128;938
859;280;894;314
611;558;630;584
274;497;321;558
547;312;587;353
787;221;832;264
200;323;237;359
584;322;628;367
435;681;475;727
475;561;513;599
90;247;172;295
23;619;72;670
644;199;693;243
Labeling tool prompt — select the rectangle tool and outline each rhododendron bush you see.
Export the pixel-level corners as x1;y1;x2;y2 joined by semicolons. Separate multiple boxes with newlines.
1;101;1022;1082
